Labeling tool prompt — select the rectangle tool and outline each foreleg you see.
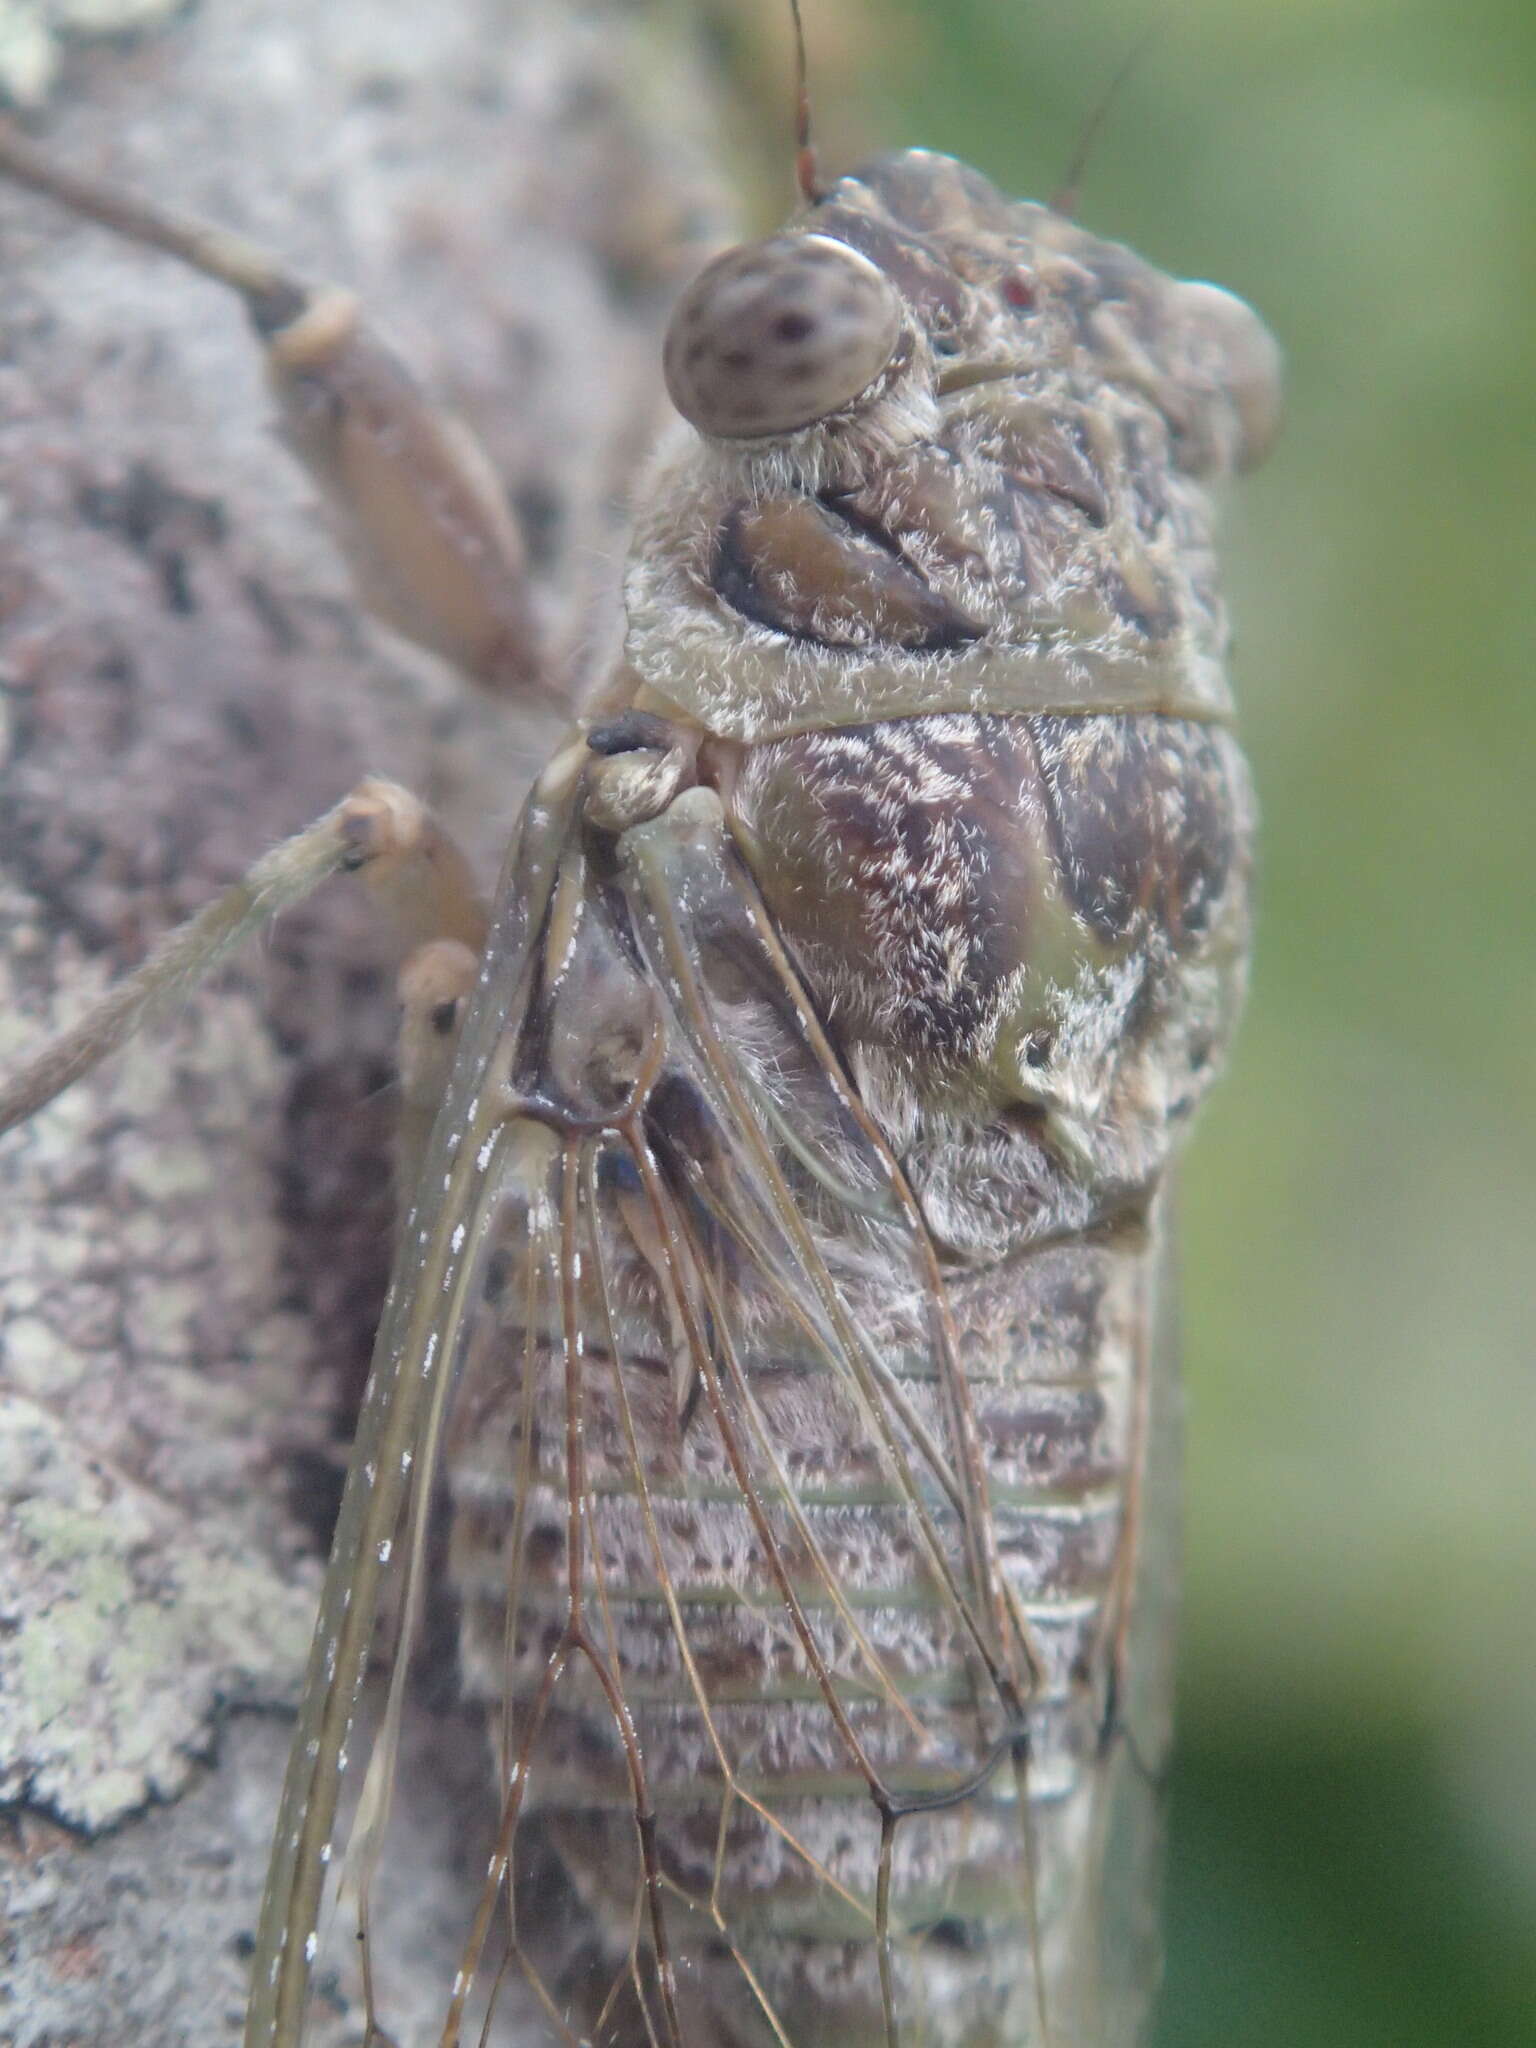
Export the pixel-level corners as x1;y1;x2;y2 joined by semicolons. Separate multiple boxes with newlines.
0;779;486;1136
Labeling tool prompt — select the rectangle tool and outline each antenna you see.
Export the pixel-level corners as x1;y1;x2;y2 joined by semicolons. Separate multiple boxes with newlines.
788;0;825;205
1050;19;1161;218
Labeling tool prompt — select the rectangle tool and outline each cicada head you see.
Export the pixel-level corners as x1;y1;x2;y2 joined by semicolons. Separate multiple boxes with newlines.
815;149;1281;478
628;146;1281;744
662;148;1280;483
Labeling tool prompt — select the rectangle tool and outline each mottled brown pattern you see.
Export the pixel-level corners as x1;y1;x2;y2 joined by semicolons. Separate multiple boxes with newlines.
626;150;1279;742
409;688;1246;2042
1029;716;1241;946
733;712;1248;1099
474;143;1268;2041
809;198;974;335
448;1149;1152;2045
734;716;1051;1057
207;129;1273;2048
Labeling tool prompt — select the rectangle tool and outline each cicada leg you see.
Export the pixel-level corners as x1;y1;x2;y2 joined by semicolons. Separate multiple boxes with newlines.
0;117;721;1147
0;120;558;1160
0;117;563;711
0;119;577;1217
0;778;488;1138
394;937;482;1205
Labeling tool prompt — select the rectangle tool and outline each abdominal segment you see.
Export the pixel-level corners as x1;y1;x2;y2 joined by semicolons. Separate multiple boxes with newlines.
447;1214;1161;2047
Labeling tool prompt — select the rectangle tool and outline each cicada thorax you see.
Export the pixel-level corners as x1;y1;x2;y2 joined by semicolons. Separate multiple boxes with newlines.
626;149;1279;746
432;148;1265;2048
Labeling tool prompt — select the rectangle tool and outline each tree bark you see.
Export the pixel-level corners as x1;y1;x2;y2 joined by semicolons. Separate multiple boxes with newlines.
0;4;733;2039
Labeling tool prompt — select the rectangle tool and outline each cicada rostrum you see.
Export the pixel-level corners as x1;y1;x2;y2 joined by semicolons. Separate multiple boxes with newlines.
0;6;1279;2042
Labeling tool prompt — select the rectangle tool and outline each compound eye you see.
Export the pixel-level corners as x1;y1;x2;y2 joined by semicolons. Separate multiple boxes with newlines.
1174;280;1284;472
663;233;905;440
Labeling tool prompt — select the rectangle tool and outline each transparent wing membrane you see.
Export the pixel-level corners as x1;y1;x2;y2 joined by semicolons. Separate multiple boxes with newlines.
249;754;1172;2048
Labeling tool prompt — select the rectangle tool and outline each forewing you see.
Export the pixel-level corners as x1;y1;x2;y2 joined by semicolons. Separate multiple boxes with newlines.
244;743;588;2046
1045;1203;1180;2045
250;754;1167;2048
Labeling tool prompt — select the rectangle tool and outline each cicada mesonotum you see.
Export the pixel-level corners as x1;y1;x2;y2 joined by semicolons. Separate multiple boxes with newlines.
0;26;1279;2048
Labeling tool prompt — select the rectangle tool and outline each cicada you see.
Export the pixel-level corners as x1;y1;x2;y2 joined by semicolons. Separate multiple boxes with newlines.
0;9;1278;2043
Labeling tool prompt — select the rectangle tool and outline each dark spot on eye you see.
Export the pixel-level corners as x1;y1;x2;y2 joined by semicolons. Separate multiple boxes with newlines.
720;347;754;372
1023;1031;1052;1069
772;310;815;343
429;999;459;1037
1001;270;1036;310
685;337;709;365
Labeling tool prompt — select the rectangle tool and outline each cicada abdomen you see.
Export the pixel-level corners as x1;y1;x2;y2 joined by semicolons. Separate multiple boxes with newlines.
252;149;1272;2048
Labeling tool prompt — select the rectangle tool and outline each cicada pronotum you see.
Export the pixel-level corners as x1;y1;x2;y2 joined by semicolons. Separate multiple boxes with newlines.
0;2;1279;2041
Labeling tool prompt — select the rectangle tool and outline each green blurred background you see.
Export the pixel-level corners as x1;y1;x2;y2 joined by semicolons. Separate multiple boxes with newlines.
750;0;1536;2038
